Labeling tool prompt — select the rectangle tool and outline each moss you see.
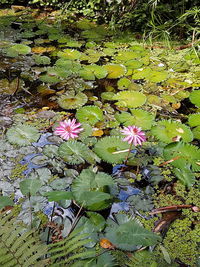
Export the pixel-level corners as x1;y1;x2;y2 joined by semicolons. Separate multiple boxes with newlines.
36;211;48;225
10;163;27;180
163;218;200;266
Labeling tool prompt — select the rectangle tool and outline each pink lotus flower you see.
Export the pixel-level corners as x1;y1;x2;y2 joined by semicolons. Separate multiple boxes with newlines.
121;125;146;146
54;119;83;140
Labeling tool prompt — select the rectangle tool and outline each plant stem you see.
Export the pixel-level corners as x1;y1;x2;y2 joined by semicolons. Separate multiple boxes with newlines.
124;140;134;165
68;204;83;236
28;193;32;229
47;202;55;245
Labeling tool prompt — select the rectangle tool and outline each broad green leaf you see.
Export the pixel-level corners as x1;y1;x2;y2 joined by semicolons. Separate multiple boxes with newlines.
20;179;42;196
0;196;14;209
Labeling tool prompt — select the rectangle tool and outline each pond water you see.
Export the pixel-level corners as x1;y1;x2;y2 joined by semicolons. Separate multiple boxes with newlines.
0;8;200;267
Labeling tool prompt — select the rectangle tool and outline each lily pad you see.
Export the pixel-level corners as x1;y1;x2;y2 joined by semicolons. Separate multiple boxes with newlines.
189;90;200;107
5;44;31;57
94;136;129;164
113;91;146;108
76;105;103;125
151;120;193;143
58;140;99;165
57;49;81;60
6;124;40;146
104;64;127;79
79;65;108;80
57;92;88;110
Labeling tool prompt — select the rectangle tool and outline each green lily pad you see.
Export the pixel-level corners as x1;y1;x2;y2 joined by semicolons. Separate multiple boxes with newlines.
114;91;146;108
79;65;108;80
189;90;200;107
57;49;81;60
94;136;129;164
71;169;114;210
6;124;40;146
5;44;31;57
57;92;88;110
151;120;193;143
104;64;127;79
76;105;103;125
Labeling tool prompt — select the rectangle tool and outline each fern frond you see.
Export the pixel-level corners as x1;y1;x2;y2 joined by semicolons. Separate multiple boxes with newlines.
48;227;96;266
0;212;47;267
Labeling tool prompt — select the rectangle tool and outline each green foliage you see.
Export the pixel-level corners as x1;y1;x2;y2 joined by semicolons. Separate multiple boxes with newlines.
94;136;129;164
151;120;193;143
76;105;103;125
6;124;40;146
105;220;161;251
48;226;96;266
58;140;99;165
20;179;42;195
57;92;88;110
71;169;115;210
0;196;14;210
0;212;47;267
113;91;147;108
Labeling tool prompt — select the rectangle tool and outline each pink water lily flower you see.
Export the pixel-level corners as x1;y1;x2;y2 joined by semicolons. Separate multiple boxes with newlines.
54;119;83;140
121;125;146;146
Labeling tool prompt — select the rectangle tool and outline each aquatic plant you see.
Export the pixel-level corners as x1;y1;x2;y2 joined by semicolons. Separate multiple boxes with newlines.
79;64;108;80
188;113;200;127
72;169;115;210
115;109;155;130
189;90;200;107
113;91;147;108
6;124;40;146
54;119;83;140
121;125;146;146
76;105;103;125
163;142;200;172
58;140;99;165
94;136;129;164
151;120;193;143
57;92;88;110
104;64;127;79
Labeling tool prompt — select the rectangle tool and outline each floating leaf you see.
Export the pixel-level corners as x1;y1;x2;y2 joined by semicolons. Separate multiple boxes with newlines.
115;109;154;130
20;179;42;196
33;55;51;65
104;64;126;79
71;169;114;210
79;65;108;80
173;166;195;187
0;196;14;209
76;105;103;125
151;120;193;143
192;126;200;139
117;77;131;90
58;140;99;165
57;49;81;60
188;113;200;127
189;90;200;107
105;220;161;251
163;142;200;172
57;92;88;110
94;136;129;164
5;44;31;57
114;91;146;108
6;124;40;146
